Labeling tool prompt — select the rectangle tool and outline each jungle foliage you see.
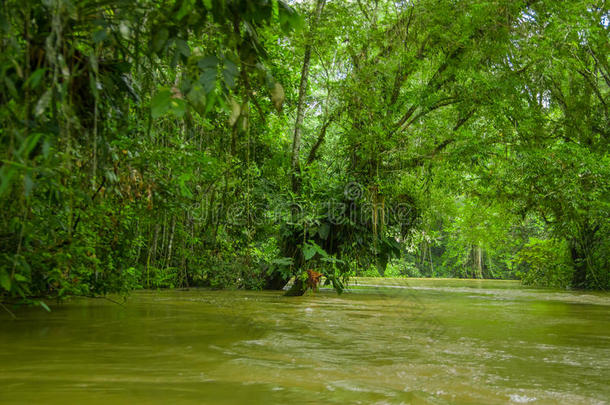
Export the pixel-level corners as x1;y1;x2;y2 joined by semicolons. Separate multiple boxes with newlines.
0;0;608;304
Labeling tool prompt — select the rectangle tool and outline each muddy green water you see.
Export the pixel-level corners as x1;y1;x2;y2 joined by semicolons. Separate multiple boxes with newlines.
1;279;609;404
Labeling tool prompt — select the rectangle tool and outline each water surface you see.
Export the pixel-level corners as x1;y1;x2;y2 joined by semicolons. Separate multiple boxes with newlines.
1;279;609;404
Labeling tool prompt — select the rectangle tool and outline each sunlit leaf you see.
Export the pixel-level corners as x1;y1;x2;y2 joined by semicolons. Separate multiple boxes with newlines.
38;300;51;312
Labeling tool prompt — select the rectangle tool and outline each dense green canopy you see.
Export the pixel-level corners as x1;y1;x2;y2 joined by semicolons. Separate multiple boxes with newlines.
0;0;608;305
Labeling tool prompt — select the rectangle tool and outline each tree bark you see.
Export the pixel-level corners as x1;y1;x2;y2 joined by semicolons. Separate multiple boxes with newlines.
285;278;306;296
165;216;176;270
265;0;327;294
570;221;599;289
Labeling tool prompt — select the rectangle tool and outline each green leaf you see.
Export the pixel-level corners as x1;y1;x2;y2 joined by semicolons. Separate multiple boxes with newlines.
105;169;118;183
4;76;18;98
178;173;193;198
318;223;330;240
42;138;51;158
18;133;42;158
271;257;293;267
223;59;238;88
24;174;35;197
272;0;279;23
152;28;169;53
0;165;17;197
175;0;193;20
38;300;51;312
0;270;11;291
278;4;304;33
200;69;217;94
151;89;172;118
198;55;218;70
204;90;217;114
303;244;316;261
175;39;191;57
93;29;108;43
169;98;187;118
25;68;46;89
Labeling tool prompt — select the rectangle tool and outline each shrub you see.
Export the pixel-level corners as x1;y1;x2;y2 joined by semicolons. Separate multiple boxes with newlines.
515;238;572;288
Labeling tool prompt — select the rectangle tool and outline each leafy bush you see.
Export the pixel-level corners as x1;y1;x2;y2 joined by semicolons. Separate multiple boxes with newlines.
385;260;422;277
516;238;572;288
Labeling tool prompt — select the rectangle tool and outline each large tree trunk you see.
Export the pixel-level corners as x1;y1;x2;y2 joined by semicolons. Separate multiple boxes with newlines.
263;272;291;290
264;0;326;294
475;245;483;279
570;243;588;288
569;221;600;289
290;0;326;193
284;278;306;296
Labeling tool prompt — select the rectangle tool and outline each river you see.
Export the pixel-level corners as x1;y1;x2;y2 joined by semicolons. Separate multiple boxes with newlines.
1;278;609;404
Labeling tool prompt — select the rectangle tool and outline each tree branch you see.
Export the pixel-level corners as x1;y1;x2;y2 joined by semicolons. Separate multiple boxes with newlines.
306;107;343;165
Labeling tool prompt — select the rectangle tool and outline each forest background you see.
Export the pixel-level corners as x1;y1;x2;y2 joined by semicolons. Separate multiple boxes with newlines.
0;0;608;306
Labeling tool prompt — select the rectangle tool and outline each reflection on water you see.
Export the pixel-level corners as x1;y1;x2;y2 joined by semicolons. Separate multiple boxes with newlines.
1;279;609;404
